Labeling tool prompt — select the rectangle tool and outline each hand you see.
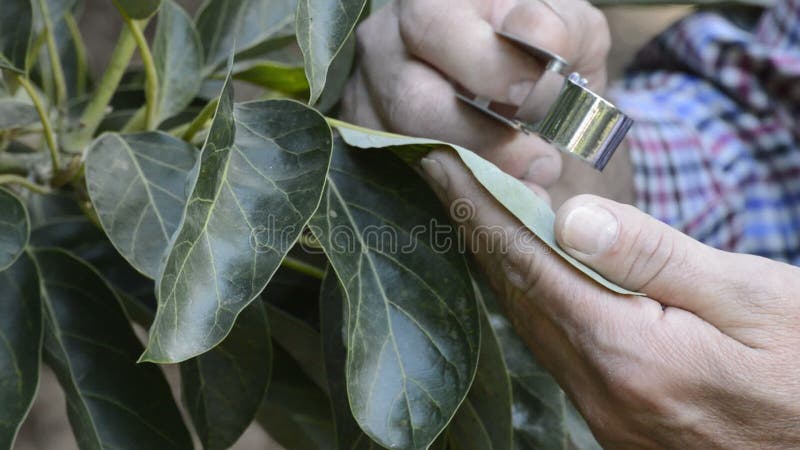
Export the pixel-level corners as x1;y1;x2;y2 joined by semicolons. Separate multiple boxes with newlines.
341;0;612;200
420;150;800;448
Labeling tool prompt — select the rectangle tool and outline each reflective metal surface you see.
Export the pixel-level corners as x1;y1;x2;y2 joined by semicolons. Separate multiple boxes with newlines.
455;31;633;171
536;74;634;170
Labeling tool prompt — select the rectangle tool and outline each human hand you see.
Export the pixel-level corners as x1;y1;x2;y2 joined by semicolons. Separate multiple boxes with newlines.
341;0;612;200
420;149;800;448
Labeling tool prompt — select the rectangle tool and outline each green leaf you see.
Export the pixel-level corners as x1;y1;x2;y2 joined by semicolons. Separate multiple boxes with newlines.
32;1;87;100
153;0;204;124
296;0;367;104
0;252;42;449
0;0;33;73
474;271;600;450
310;138;480;450
320;270;386;450
233;60;309;95
450;290;513;450
112;0;161;19
331;121;637;296
33;248;192;450
257;345;336;450
0;188;30;271
142;73;333;363
181;301;271;450
315;34;355;114
0;99;39;130
22;191;82;228
195;0;297;74
262;264;323;327
267;303;327;391
85;131;198;279
30;217;157;316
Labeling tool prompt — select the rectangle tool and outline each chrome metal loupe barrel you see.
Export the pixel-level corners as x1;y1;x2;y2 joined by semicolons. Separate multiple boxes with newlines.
456;31;633;171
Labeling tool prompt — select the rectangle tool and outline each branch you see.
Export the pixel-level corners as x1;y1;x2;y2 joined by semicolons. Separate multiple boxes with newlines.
68;24;138;152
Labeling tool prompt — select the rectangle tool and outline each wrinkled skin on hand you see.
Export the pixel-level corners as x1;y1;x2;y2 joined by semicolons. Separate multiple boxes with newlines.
345;1;800;447
341;0;615;204
419;150;800;449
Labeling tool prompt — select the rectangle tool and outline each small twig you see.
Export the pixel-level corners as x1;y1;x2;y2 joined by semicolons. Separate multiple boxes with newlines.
180;98;219;142
0;174;50;194
281;255;325;280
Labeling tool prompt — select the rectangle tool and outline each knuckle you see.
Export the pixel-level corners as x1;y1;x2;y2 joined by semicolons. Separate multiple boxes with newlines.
584;8;611;57
499;231;546;295
619;214;682;292
398;0;438;55
384;71;423;131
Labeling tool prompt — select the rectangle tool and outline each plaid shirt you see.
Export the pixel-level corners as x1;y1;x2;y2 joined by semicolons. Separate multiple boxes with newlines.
609;0;800;263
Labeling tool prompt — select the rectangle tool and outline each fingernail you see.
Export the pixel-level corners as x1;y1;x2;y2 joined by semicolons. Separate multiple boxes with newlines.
561;205;619;255
524;155;559;186
508;80;535;105
420;157;449;191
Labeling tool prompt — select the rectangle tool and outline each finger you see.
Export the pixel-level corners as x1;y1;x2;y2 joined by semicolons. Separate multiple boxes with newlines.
419;152;757;424
357;8;562;186
397;0;542;104
420;150;662;351
500;0;610;93
554;195;800;346
340;69;384;130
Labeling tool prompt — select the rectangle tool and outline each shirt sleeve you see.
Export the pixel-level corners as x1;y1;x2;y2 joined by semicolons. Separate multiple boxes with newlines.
608;0;800;263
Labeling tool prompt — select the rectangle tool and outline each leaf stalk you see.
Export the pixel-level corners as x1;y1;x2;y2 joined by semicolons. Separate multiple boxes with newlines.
15;75;60;172
37;0;69;108
125;17;159;130
68;24;139;151
0;174;50;194
180;97;219;142
281;256;325;280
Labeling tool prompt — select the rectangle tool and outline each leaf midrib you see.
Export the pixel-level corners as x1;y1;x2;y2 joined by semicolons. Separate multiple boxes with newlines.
329;180;421;449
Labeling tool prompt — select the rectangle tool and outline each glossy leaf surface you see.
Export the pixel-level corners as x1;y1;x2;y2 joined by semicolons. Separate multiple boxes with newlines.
332;122;636;296
320;270;385;450
30;217;157;321
0;0;32;73
450;291;513;450
310;139;479;450
296;0;367;103
475;272;600;450
258;345;336;450
86;131;198;278
34;249;192;450
267;304;326;391
143;72;332;363
0;253;41;449
0;100;39;131
0;188;30;271
195;0;297;73
153;0;204;123
234;61;309;95
181;301;271;450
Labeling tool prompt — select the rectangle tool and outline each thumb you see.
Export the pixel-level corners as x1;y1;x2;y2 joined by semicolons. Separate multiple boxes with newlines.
554;195;796;342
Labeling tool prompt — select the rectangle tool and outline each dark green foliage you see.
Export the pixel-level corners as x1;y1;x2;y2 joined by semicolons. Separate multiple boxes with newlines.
0;0;641;448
